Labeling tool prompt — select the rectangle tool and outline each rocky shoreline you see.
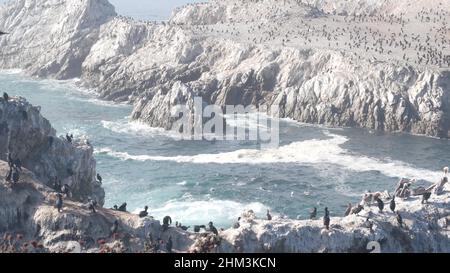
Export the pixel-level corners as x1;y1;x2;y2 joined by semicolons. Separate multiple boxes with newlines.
1;0;450;138
0;0;450;253
1;96;449;253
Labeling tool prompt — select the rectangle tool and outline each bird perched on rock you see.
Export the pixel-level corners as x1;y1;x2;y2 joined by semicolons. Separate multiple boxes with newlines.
310;207;317;219
351;204;364;215
193;225;206;233
323;207;330;230
422;192;432;204
55;193;63;213
208;221;218;235
390;197;396;213
96;173;102;183
266;209;272;221
396;212;404;228
376;197;384;213
118;202;127;212
162;216;172;232
139;206;149;218
344;203;352;216
3;92;9;102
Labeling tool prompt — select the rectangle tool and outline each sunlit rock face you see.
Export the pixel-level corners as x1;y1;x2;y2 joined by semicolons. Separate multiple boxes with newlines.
0;0;116;79
0;96;103;204
1;0;449;137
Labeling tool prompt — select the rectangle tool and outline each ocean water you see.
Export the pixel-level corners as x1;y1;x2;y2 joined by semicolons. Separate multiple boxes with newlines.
1;70;449;228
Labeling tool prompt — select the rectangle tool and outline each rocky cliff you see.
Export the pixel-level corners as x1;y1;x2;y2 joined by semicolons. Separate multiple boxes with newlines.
0;96;104;204
218;190;450;253
0;160;199;253
1;159;449;253
1;0;450;137
0;0;116;79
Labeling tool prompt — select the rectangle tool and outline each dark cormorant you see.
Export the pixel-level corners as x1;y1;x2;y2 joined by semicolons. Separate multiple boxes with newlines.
179;225;189;231
266;209;272;221
193;225;206;233
344;203;352;216
55;193;63;212
376;197;384;213
162;216;172;232
323;207;330;230
422;192;432;204
352;204;364;215
390;197;396;213
139;206;149;218
3;92;9;101
208;221;218;235
396;212;403;228
310;207;317;219
118;202;127;212
96;173;102;183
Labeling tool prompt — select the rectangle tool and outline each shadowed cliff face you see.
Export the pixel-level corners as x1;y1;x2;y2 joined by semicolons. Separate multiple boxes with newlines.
0;96;103;204
1;0;450;138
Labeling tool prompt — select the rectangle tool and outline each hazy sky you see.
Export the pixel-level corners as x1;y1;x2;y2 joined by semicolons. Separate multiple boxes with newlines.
0;0;202;20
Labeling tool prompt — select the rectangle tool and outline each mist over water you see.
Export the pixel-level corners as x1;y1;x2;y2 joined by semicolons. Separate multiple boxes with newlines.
1;70;448;228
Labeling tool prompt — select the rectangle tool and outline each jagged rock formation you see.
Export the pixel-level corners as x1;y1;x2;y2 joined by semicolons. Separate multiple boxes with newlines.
1;0;450;137
0;0;116;79
218;191;450;253
0;96;104;204
2;160;448;253
0;161;199;252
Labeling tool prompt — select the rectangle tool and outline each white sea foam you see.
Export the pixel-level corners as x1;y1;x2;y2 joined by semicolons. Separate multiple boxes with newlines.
224;113;268;131
133;199;268;227
101;119;180;138
96;132;442;182
0;69;23;75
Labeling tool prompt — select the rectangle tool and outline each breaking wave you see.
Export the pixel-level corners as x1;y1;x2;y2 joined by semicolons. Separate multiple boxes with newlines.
96;132;441;182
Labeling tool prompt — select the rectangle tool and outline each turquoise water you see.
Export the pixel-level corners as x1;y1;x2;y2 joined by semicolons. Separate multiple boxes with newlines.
1;70;449;228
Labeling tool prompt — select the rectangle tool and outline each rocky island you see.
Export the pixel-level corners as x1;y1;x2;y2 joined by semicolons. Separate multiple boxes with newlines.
0;0;449;253
0;96;449;253
1;0;450;137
